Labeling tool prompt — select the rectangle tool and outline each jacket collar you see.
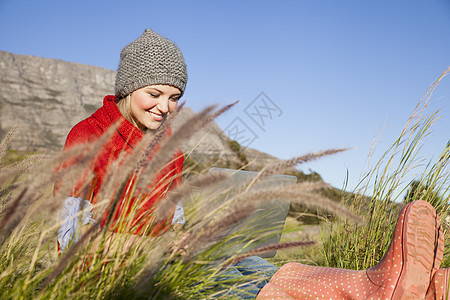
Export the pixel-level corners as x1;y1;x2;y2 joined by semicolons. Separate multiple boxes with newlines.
102;95;144;149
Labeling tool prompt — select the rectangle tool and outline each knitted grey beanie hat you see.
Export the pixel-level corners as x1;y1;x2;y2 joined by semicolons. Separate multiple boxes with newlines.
115;29;188;99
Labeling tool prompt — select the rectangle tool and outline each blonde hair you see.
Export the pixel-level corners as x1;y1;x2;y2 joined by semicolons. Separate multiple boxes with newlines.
116;94;144;131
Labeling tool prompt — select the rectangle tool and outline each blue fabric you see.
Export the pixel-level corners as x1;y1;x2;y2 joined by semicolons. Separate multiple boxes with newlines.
171;201;185;225
57;197;95;251
213;256;279;299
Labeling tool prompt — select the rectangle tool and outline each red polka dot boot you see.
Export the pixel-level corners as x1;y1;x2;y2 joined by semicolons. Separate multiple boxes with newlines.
257;200;444;299
426;268;450;299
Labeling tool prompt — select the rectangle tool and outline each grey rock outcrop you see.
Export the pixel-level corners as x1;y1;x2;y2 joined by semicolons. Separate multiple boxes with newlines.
0;51;115;151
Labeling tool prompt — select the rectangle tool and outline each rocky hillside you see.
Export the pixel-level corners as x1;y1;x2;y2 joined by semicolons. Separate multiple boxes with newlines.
0;51;115;152
0;50;279;169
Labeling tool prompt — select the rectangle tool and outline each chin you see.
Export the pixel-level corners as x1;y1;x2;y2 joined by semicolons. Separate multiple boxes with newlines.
145;122;162;131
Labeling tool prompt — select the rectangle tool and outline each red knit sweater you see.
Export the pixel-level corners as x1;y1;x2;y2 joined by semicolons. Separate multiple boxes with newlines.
64;95;184;234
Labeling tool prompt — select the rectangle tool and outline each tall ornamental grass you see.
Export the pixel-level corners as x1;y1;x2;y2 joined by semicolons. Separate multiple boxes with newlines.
322;67;450;270
0;101;356;299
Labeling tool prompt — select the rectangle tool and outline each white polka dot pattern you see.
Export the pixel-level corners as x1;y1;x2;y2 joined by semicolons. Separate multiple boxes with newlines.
426;268;450;299
257;200;444;300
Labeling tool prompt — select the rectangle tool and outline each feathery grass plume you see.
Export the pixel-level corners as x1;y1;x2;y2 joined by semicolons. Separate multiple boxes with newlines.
212;149;351;202
50;124;118;199
0;124;115;257
260;148;350;179
154;172;230;222
202;100;239;126
39;217;104;290
180;175;329;251
290;181;329;192
108;124;185;231
227;241;317;265
183;202;257;262
96;171;137;233
7;160;92;236
230;184;362;223
0;183;18;201
0;188;27;241
135;104;217;191
0;153;48;177
92;132;155;220
11;128;105;211
322;67;450;270
0;125;19;163
132;233;177;295
0;154;49;203
137;101;238;192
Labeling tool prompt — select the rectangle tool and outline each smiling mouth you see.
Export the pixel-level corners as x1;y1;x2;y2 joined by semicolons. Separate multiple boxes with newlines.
148;111;164;120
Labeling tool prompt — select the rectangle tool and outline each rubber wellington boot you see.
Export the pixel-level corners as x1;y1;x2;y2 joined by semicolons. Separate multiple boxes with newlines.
426;268;450;299
256;200;444;299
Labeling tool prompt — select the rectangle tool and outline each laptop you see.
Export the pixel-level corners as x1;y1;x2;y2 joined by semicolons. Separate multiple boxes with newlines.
206;167;297;258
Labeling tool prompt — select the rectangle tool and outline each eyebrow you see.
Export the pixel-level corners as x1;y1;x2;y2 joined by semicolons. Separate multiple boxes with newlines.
146;87;181;96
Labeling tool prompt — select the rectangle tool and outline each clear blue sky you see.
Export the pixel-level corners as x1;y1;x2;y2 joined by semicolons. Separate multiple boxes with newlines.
1;0;449;195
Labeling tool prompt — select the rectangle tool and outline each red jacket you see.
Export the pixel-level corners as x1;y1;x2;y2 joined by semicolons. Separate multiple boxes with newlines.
64;95;184;234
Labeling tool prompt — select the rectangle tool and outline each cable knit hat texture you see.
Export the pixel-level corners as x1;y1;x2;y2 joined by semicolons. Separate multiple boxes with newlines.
115;29;188;99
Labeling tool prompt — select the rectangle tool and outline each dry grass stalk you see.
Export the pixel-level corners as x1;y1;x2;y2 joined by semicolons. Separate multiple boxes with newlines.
0;154;48;176
260;148;350;179
218;149;350;198
136;105;217;191
176;172;356;260
0;187;27;240
183;202;256;262
154;172;230;221
137;101;238;192
227;240;317;265
50;125;118;200
0;137;44;203
202;100;239;126
93;155;132;218
40;218;103;290
292;181;330;192
0;126;117;248
94;132;154;212
132;233;174;294
133;101;186;176
231;184;362;223
0;125;19;163
0;183;19;200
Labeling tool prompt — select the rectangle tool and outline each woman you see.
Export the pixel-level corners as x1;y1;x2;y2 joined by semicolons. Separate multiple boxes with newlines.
58;29;187;250
58;29;450;299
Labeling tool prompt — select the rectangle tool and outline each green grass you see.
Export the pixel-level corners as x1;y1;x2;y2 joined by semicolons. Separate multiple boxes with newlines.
0;105;354;299
270;217;326;267
0;149;39;166
321;67;450;270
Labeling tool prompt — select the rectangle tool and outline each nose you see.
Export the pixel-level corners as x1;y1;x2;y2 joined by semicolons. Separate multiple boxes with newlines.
156;96;170;114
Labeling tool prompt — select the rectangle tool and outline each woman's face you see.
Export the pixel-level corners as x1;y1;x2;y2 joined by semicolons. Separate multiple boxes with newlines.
130;85;181;131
